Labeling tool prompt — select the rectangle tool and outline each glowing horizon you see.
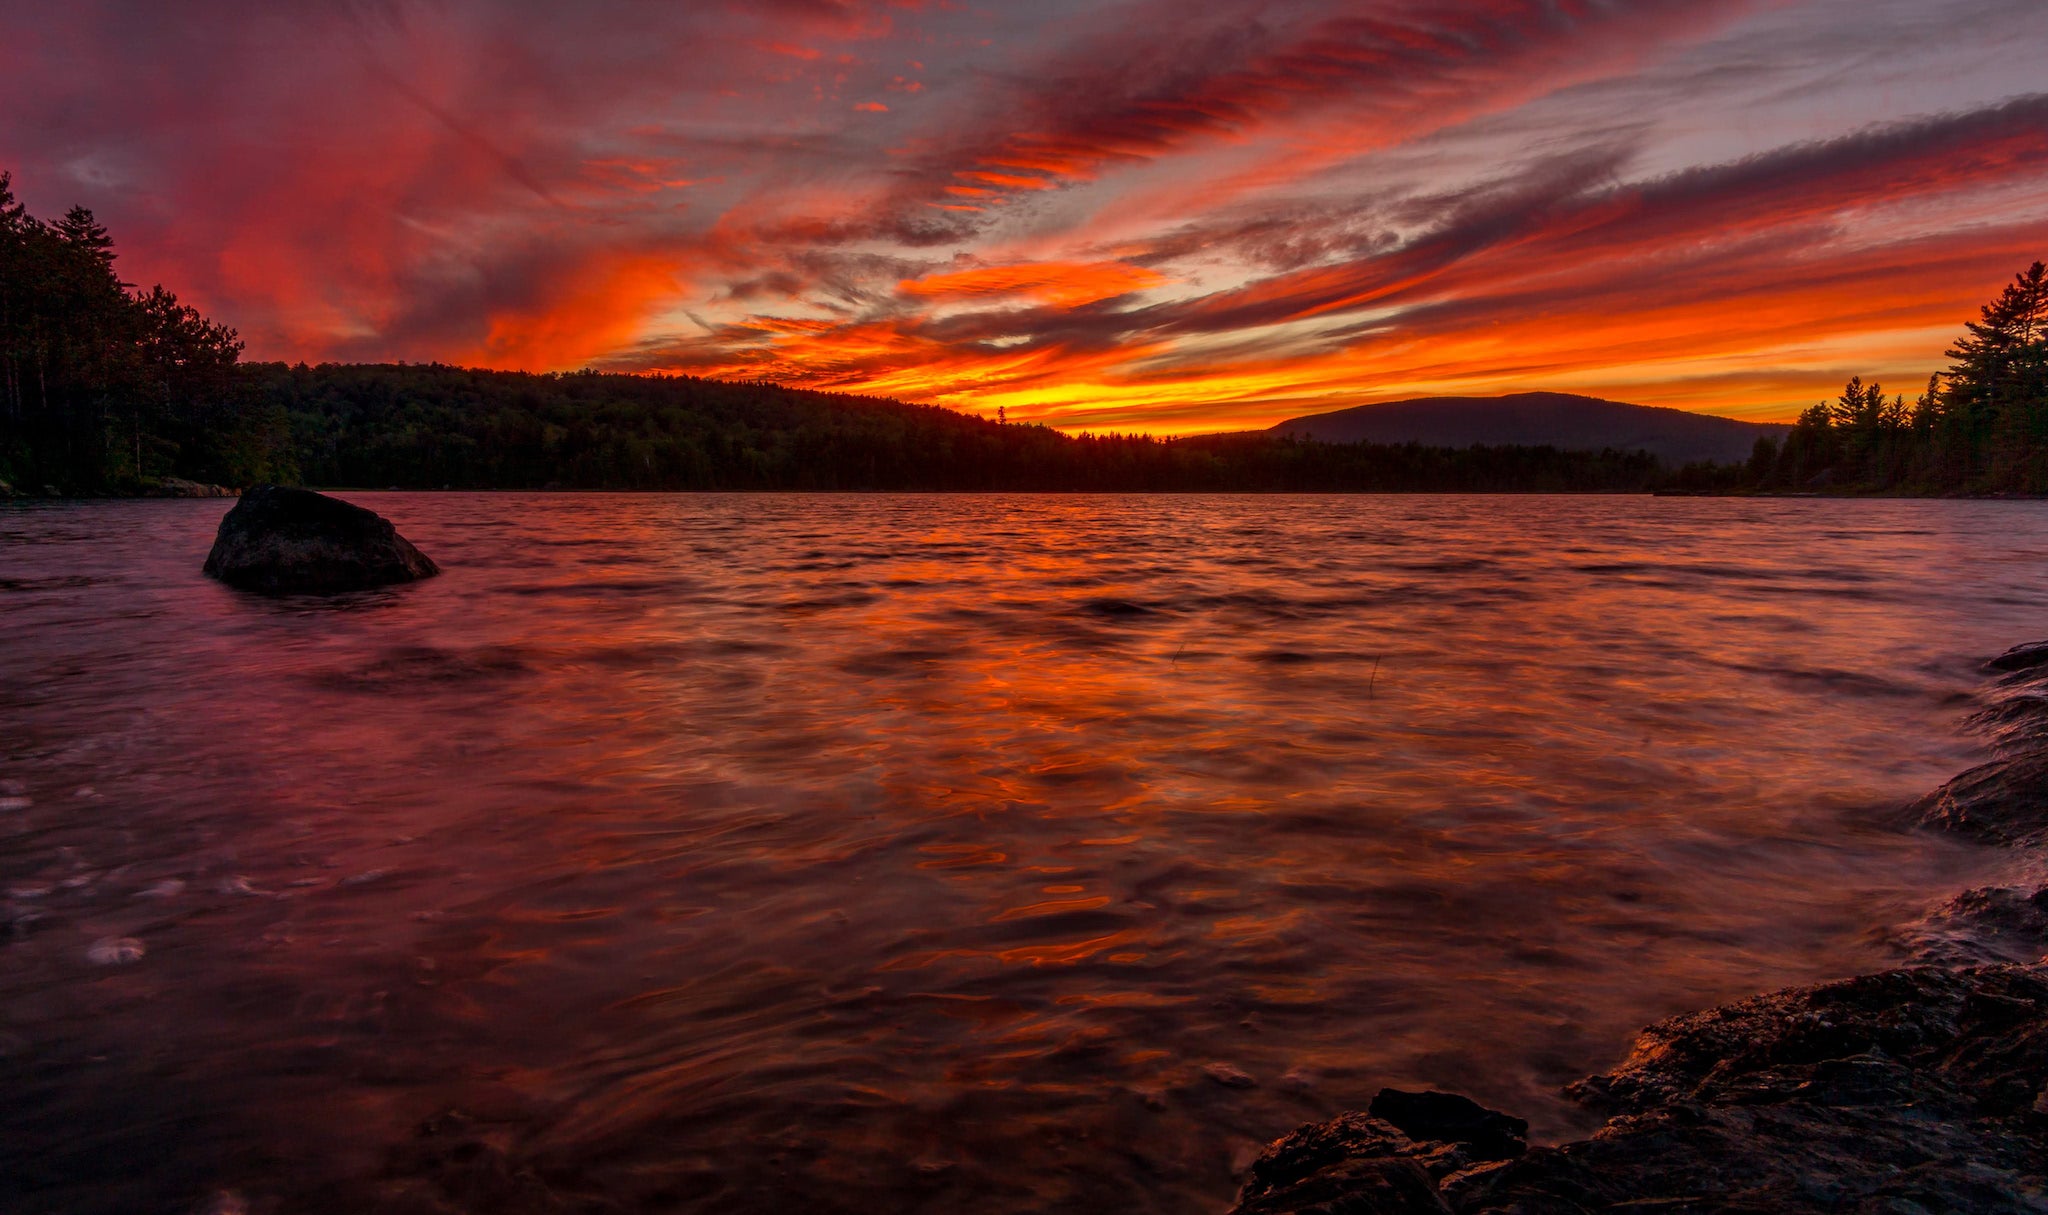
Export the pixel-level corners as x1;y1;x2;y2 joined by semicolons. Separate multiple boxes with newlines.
4;1;2046;434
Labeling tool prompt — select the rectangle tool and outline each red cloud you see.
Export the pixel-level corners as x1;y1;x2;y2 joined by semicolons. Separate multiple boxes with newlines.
3;1;2043;431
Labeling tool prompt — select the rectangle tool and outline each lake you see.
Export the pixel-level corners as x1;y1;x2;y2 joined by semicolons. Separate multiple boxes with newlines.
1;493;2040;1214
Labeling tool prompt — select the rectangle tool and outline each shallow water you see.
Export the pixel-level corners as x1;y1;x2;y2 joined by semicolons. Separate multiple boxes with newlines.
1;492;2041;1213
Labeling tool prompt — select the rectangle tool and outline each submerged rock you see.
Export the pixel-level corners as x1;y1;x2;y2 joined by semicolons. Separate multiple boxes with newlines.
1904;884;2048;966
1232;965;2048;1214
202;485;438;594
86;936;145;966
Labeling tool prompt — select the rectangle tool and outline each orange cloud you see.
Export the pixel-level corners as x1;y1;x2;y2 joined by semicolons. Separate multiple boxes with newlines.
899;261;1167;308
465;253;690;372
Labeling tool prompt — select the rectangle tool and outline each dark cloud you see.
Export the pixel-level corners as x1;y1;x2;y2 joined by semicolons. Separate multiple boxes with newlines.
1148;94;2048;339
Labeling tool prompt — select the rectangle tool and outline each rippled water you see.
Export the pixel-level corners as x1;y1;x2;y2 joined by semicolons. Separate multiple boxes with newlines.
2;493;2043;1213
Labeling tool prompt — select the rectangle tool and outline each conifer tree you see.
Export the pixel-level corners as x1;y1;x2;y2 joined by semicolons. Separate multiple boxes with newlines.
1944;262;2048;436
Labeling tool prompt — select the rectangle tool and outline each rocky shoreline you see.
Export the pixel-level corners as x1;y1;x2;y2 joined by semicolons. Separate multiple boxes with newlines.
1229;644;2048;1214
0;476;238;499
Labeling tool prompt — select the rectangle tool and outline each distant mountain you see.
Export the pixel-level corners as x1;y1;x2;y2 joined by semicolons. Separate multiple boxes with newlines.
1268;392;1788;466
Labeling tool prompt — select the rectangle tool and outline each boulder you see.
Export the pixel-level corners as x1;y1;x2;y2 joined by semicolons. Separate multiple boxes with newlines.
203;485;438;593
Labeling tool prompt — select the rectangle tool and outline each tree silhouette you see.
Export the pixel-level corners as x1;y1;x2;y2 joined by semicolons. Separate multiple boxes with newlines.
0;172;255;490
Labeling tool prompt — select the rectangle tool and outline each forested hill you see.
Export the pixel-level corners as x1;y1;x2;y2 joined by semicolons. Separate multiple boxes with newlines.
253;362;1663;493
1271;393;1787;467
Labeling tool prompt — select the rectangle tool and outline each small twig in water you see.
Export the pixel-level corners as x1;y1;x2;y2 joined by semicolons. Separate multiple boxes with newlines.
1368;654;1382;700
1172;642;1187;667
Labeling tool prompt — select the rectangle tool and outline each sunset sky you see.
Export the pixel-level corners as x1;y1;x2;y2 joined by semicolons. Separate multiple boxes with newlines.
5;0;2046;433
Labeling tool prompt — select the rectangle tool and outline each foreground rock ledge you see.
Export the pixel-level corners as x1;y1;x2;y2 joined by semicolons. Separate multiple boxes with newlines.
203;485;438;594
1235;644;2048;1215
1234;966;2048;1214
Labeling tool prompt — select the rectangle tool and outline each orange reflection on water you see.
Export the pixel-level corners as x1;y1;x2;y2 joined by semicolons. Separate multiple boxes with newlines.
0;493;2037;1215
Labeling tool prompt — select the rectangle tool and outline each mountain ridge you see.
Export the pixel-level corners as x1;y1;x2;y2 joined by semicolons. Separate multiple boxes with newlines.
1269;392;1788;466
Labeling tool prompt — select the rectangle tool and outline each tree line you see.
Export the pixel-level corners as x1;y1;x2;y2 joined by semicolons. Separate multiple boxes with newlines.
251;360;1661;493
2;166;2041;496
1723;261;2048;494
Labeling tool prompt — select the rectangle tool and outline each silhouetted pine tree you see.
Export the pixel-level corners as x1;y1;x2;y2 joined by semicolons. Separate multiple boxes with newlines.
1759;260;2048;493
1942;262;2048;489
0;171;259;491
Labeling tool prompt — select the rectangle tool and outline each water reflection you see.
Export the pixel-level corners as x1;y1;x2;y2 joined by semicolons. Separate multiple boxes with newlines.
1;493;2042;1214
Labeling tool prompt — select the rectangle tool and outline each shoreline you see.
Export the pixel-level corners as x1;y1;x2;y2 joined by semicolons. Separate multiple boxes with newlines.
1231;643;2048;1214
12;481;2048;501
15;487;2048;501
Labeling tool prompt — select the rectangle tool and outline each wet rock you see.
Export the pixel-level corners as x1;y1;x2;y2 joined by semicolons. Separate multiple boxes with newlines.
1230;965;2048;1214
1913;653;2048;846
1904;885;2048;966
1913;752;2048;847
1988;642;2048;674
202;485;437;594
1367;1090;1526;1162
1236;645;2048;1215
1234;1113;1452;1215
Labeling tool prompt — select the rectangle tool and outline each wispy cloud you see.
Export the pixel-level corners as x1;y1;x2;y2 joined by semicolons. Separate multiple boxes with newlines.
2;0;2043;430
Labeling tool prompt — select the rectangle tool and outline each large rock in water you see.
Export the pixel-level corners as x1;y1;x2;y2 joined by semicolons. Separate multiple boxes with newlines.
203;485;438;593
